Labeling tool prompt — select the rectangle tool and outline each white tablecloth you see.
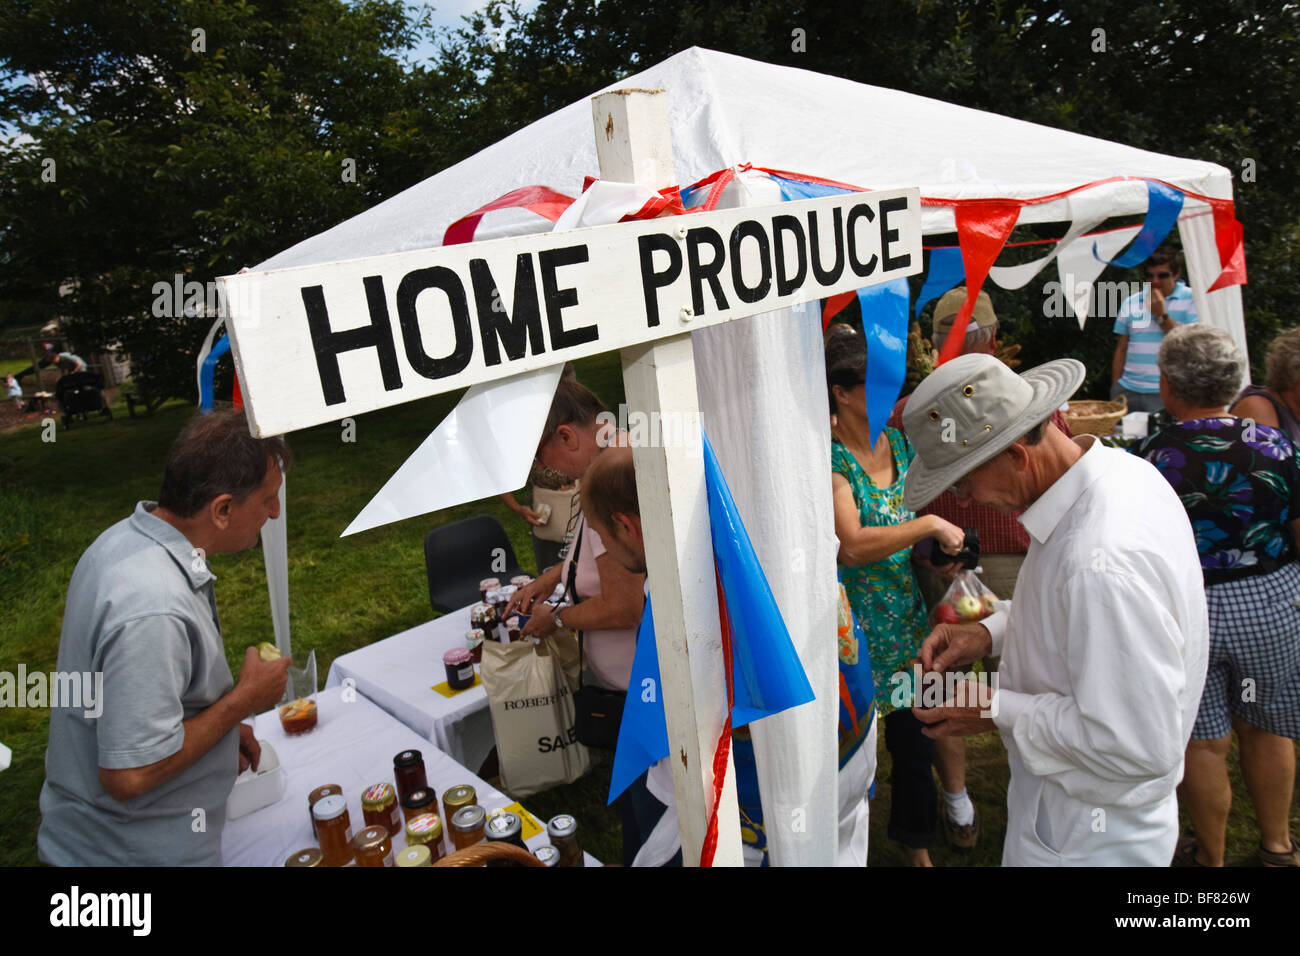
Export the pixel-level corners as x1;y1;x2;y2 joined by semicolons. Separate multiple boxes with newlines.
323;607;495;771
222;686;595;866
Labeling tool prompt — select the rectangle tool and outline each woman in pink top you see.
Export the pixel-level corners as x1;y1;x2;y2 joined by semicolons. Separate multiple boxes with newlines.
506;377;644;691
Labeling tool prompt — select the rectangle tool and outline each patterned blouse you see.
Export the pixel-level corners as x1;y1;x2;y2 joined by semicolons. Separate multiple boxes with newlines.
1133;417;1300;584
831;427;930;715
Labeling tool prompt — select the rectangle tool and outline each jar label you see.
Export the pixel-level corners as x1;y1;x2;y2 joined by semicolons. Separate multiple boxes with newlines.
383;850;394;868
458;665;474;681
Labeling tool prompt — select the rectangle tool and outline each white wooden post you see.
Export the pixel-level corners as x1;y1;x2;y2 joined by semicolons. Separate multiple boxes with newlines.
593;89;743;866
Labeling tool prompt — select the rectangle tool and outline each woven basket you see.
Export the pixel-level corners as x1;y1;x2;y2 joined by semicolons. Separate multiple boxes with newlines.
432;841;548;867
1064;396;1128;437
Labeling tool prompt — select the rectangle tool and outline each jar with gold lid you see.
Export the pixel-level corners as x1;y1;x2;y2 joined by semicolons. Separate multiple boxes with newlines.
405;813;445;863
284;847;323;867
441;784;476;829
307;783;342;838
361;782;402;836
351;825;393;867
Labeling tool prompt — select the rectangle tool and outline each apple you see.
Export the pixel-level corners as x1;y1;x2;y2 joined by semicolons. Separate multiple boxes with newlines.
981;594;997;615
954;595;983;621
257;641;282;662
935;603;960;625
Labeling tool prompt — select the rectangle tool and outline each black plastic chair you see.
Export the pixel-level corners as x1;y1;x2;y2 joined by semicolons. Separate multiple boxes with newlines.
424;515;526;613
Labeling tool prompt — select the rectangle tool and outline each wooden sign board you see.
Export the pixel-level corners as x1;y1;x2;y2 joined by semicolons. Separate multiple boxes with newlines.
220;187;922;436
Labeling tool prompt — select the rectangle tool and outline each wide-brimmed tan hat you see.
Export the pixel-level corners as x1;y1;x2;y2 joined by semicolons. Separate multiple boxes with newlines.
902;354;1085;511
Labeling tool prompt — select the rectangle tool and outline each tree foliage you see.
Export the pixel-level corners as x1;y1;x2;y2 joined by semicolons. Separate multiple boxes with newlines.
1;0;1297;399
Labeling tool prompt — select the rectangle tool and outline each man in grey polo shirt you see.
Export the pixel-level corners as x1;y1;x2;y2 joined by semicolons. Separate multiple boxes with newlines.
38;411;293;865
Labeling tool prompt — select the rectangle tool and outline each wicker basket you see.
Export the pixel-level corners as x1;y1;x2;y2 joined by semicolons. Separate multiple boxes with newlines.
1064;396;1128;438
432;841;548;867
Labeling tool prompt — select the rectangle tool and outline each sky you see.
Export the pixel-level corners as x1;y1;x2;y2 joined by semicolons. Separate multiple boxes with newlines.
408;0;542;64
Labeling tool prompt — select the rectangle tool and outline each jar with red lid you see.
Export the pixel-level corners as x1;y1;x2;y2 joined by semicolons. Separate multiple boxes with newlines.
405;813;445;863
443;647;475;690
350;825;393;867
361;782;402;836
312;794;353;867
392;750;428;806
401;787;437;825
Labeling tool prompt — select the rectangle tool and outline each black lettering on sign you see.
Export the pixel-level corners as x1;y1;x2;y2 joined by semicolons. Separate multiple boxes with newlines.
728;220;773;304
879;196;912;272
637;233;682;328
846;203;878;278
470;255;544;367
396;266;473;380
808;207;845;285
539;246;597;349
302;279;403;407
686;227;728;315
772;215;807;297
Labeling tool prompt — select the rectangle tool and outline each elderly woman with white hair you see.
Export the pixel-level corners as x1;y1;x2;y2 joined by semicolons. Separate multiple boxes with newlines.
1135;323;1300;867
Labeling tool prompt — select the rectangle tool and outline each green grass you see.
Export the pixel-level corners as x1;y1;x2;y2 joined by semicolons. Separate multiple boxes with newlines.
2;351;1295;867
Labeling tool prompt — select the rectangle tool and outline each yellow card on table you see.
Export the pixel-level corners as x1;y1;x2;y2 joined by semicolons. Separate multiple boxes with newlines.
432;674;482;697
505;802;544;840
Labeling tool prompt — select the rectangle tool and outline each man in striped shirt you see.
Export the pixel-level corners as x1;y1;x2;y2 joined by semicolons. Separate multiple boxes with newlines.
1110;247;1198;412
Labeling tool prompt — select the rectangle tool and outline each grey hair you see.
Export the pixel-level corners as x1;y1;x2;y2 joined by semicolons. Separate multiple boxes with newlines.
934;322;998;355
1158;324;1245;408
1265;327;1300;392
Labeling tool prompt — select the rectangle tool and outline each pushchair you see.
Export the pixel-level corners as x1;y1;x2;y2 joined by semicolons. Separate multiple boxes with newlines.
55;371;113;428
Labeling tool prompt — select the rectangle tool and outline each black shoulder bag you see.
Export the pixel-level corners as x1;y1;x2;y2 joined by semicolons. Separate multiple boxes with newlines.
566;516;627;750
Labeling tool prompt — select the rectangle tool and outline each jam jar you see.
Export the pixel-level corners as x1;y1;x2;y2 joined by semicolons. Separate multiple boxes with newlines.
392;750;428;806
405;813;445;863
510;575;533;589
450;804;487;851
395;845;431;868
350;825;393;867
505;616;522;643
441;784;476;830
470;602;498;634
478;577;501;603
547;814;583;867
278;697;318;735
362;782;402;837
484;811;528;866
465;628;486;663
312;794;353;867
401;787;437;825
307;784;342;838
284;847;323;867
443;647;475;690
533;845;560;867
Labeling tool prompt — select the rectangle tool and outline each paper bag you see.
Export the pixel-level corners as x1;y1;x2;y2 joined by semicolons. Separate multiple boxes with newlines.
480;631;591;799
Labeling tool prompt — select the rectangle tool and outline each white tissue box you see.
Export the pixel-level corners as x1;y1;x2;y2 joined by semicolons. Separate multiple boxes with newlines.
1120;411;1151;440
226;739;284;819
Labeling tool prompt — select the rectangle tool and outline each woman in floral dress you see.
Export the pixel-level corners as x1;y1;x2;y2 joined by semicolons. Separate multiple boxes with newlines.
826;327;963;865
1136;324;1300;867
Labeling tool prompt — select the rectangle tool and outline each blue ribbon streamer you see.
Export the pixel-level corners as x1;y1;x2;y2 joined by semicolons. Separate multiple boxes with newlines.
608;599;670;803
771;174;910;445
198;334;230;414
914;246;966;316
1095;180;1183;267
607;428;818;803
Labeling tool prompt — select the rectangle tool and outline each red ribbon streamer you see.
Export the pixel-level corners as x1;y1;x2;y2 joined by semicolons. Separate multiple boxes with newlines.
699;564;735;867
1206;199;1248;291
442;185;575;246
822;291;856;330
231;371;243;412
935;201;1023;366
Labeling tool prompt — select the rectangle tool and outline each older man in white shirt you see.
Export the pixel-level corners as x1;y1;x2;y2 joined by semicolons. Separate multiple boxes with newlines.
902;353;1208;865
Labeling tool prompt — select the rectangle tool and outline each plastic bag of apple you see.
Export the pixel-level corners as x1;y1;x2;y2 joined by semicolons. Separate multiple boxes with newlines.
929;569;999;626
